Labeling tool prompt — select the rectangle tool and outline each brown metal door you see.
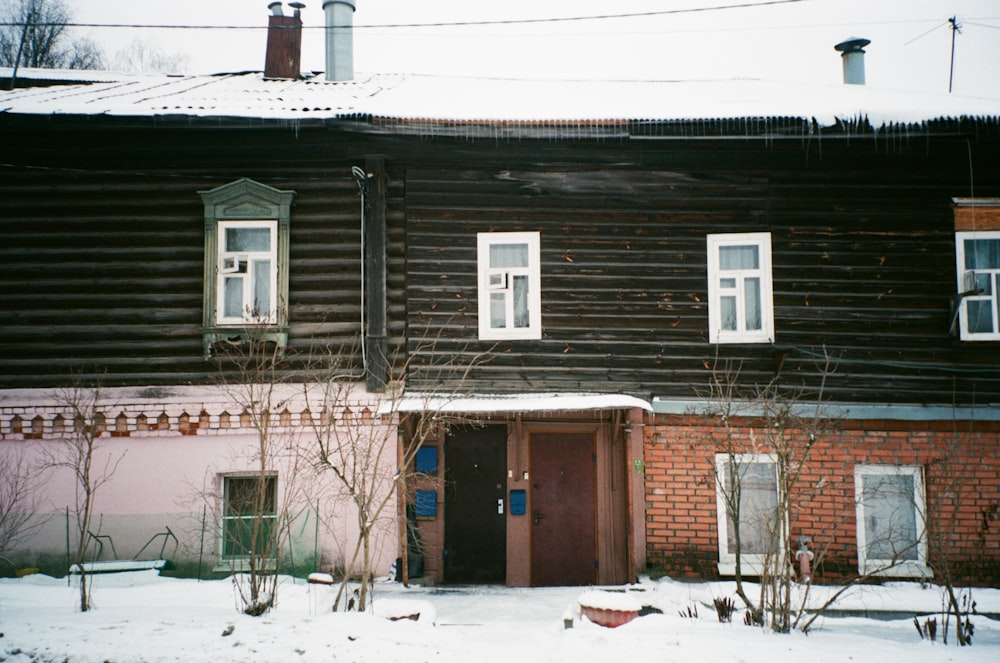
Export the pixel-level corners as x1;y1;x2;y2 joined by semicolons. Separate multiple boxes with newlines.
529;431;596;586
443;425;507;583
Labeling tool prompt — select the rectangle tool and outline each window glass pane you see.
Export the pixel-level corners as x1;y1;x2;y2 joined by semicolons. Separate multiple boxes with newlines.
720;245;759;270
226;478;254;515
223;276;244;318
719;278;736;289
724;462;777;555
862;473;917;561
744;277;762;330
973;272;993;294
967;299;994;333
223;516;275;557
512;274;529;328
720;295;737;331
490;243;529;268
964;238;1000;270
253;260;271;317
225;227;271;252
490;292;506;328
221;256;246;274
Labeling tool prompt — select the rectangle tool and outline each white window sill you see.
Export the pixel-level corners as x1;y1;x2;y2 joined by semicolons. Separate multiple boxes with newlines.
478;329;542;341
859;561;933;579
213;558;278;574
717;560;769;577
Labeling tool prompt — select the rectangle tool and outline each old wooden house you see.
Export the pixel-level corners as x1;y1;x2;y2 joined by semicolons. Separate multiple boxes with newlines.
1;5;999;587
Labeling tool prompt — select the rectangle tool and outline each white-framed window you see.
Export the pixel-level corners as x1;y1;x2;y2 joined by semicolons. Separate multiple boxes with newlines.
477;231;542;340
715;453;784;576
854;465;931;578
216;221;278;325
954;231;1000;340
221;474;278;559
706;233;774;344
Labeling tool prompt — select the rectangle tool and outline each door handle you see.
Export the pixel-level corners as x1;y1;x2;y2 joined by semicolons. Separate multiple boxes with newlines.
533;509;544;525
497;498;504;515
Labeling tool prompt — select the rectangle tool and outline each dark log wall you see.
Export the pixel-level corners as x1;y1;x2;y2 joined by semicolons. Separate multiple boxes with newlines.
0;124;406;388
1;118;997;405
404;134;1000;406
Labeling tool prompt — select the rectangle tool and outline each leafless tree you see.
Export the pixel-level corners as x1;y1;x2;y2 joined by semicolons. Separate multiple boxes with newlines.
111;39;188;74
920;405;982;646
706;354;945;634
303;333;491;612
0;443;47;571
0;0;105;70
43;377;125;612
64;34;103;70
211;329;312;616
707;352;838;631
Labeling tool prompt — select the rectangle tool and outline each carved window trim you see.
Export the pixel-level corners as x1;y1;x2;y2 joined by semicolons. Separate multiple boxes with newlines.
198;179;294;357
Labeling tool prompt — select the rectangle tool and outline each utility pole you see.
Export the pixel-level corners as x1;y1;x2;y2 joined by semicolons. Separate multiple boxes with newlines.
9;10;35;90
948;16;962;94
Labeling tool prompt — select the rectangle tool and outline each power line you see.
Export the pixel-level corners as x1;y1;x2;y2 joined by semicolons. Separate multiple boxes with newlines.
0;0;818;31
903;21;947;46
964;20;1000;30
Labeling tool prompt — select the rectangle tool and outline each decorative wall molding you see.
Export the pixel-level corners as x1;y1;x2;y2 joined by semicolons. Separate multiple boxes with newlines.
0;384;387;440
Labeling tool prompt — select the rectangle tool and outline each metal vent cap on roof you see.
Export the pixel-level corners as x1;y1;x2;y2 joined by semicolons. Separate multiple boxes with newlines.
834;37;871;85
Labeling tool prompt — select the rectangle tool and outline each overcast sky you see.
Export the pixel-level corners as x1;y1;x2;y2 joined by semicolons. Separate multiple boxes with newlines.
71;0;1000;98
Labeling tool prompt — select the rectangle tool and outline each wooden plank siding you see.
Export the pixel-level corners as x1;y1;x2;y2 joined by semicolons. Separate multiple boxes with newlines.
1;119;997;405
402;135;1000;406
0;126;406;388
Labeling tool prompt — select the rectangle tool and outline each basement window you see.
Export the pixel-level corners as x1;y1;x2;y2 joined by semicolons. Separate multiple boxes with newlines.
199;179;294;357
221;474;278;560
715;453;784;576
477;232;542;340
854;465;930;578
706;233;774;344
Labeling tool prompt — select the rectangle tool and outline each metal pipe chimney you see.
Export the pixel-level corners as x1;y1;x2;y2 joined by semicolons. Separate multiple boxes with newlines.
834;37;870;85
323;0;355;81
264;2;304;79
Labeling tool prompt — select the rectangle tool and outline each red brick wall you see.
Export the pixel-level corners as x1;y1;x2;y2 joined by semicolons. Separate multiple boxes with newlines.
644;414;1000;586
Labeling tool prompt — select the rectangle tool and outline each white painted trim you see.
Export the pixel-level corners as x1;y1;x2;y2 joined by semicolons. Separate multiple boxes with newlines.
476;231;542;340
706;232;774;344
954;230;1000;341
854;464;932;579
216;220;279;325
714;453;785;576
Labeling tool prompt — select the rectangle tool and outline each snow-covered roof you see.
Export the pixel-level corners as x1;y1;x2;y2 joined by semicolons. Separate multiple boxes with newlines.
0;66;145;84
1;70;999;130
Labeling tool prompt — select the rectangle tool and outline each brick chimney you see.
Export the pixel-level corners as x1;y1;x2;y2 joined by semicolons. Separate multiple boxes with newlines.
264;2;304;79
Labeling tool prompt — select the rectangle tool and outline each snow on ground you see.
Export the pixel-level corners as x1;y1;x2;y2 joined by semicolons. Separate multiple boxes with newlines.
1;570;998;662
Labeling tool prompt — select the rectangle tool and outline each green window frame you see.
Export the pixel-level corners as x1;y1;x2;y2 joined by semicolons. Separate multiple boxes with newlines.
221;474;278;559
199;179;294;357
